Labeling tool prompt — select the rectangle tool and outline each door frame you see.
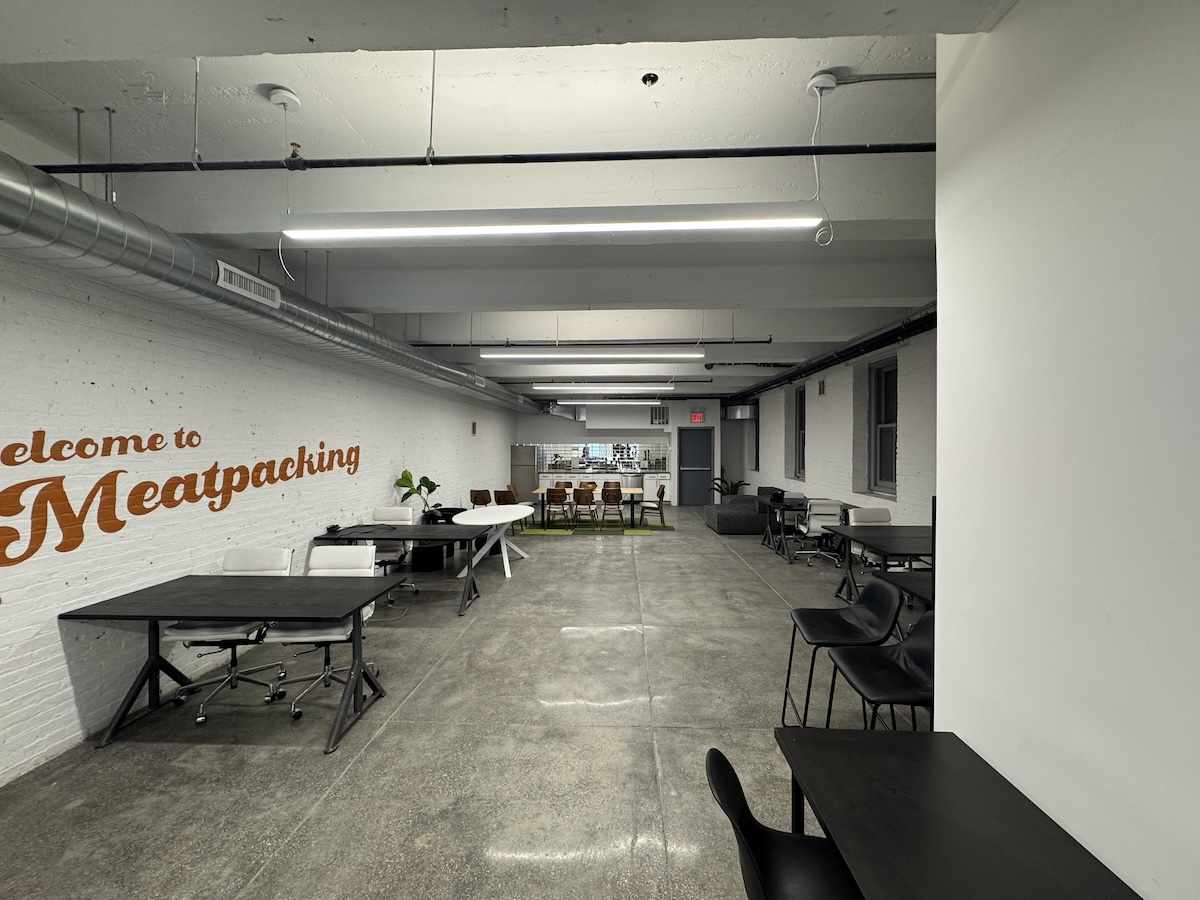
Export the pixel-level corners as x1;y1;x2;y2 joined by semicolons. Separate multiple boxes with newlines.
676;425;715;506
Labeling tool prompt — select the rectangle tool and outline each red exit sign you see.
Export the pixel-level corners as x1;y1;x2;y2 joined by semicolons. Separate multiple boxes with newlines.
690;411;705;424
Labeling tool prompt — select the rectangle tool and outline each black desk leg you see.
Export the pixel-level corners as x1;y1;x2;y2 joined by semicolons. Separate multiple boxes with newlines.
457;549;481;615
791;775;806;835
99;620;193;747
834;536;861;604
540;495;546;529
325;610;386;754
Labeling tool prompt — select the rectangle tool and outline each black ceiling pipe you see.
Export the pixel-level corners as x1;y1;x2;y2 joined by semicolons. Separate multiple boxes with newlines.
34;141;935;176
728;303;937;402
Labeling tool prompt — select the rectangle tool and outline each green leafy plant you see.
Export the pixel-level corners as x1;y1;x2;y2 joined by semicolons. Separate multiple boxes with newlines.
712;467;749;497
394;469;441;510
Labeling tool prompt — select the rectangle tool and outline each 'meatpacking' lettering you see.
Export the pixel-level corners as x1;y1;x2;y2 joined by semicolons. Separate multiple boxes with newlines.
0;442;361;567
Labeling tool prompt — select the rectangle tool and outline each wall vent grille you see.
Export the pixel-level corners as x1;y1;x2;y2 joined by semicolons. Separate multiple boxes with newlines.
650;406;670;425
818;379;826;396
216;260;282;309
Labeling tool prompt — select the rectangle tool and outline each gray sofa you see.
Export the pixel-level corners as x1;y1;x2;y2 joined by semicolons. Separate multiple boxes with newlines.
702;487;781;535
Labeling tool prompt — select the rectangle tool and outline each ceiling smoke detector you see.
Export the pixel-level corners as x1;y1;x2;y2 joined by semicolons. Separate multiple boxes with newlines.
268;86;302;111
806;72;838;97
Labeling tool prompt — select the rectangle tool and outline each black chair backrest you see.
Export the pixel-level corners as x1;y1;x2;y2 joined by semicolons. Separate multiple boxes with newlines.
900;612;935;682
656;483;666;501
851;581;904;640
706;748;769;900
602;487;622;504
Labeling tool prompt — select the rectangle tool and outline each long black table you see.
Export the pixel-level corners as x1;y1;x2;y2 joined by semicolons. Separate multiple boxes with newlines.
823;524;933;602
313;523;490;614
873;570;935;607
775;728;1139;900
59;574;406;753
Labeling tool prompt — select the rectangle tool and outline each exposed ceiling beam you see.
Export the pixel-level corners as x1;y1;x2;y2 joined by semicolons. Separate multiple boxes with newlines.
1;1;1017;64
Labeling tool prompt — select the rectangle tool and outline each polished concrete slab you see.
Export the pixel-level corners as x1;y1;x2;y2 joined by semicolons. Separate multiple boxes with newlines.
0;507;922;899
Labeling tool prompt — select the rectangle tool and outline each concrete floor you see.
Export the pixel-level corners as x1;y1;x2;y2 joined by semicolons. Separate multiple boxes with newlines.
0;508;925;899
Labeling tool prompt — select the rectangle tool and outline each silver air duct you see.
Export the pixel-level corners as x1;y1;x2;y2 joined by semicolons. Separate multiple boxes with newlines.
0;151;536;412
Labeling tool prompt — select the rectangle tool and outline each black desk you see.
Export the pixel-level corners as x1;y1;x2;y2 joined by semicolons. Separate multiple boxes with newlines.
314;523;490;614
775;729;1139;900
823;525;934;602
873;570;935;607
59;575;405;753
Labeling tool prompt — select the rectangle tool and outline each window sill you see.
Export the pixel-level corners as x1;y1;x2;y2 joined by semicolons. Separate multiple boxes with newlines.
861;489;897;501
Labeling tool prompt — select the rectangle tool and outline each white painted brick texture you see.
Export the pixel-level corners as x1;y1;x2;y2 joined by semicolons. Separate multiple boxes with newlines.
745;330;936;523
0;256;516;786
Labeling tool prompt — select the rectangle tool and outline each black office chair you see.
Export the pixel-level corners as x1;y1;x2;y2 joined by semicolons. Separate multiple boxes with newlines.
826;612;934;731
782;580;904;727
706;749;863;900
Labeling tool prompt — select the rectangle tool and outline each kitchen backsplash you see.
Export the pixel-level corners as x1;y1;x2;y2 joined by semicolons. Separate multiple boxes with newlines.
537;442;669;472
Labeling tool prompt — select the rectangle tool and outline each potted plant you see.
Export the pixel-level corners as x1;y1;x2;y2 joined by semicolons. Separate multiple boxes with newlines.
712;467;749;501
394;469;442;523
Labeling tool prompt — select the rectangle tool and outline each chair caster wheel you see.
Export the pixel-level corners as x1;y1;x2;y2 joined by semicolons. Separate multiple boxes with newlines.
277;670;287;679
195;715;207;725
412;588;420;595
807;560;815;567
291;708;303;720
172;695;187;706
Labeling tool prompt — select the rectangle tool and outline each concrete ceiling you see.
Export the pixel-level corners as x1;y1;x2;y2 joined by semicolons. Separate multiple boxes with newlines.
1;1;1015;64
0;31;943;402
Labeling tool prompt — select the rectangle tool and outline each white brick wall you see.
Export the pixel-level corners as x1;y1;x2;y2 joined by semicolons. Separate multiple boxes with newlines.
0;256;516;786
744;330;936;524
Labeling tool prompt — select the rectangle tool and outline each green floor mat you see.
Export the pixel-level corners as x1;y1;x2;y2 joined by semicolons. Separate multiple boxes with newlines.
521;528;576;536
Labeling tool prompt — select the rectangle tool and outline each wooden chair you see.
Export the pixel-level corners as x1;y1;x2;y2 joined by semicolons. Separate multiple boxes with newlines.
572;488;597;529
554;480;573;489
470;489;492;508
602;480;621;490
494;489;523;533
546;487;572;528
638;482;668;527
599;487;625;527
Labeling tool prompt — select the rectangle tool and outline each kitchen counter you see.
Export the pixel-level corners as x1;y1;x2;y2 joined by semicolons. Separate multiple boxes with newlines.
538;469;669;476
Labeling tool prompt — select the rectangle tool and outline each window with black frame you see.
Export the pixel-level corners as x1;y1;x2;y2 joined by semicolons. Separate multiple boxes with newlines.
869;360;898;494
794;385;806;480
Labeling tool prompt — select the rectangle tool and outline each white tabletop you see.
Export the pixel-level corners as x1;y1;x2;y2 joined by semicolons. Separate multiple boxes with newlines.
453;504;535;526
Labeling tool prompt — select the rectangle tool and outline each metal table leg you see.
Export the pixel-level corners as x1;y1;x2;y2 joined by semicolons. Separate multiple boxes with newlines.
791;775;806;835
99;620;193;747
325;609;386;754
540;494;546;529
834;535;861;603
458;548;481;615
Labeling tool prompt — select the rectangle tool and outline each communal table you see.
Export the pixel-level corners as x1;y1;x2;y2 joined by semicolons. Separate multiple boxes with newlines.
823;524;933;602
453;504;535;579
874;569;935;608
530;485;644;528
313;522;491;614
58;574;406;753
775;728;1138;900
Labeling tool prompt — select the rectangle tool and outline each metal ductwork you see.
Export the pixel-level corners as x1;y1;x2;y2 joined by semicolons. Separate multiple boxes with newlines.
0;151;537;412
722;404;758;421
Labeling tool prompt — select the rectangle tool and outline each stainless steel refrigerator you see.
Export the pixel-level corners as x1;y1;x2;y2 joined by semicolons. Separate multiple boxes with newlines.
510;445;538;500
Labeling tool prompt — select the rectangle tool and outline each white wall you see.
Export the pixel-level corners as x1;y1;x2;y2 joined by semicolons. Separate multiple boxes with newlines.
0;256;515;787
744;330;936;523
936;3;1200;896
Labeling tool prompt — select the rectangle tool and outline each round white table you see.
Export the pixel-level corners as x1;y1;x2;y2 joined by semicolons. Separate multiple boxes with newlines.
452;504;535;579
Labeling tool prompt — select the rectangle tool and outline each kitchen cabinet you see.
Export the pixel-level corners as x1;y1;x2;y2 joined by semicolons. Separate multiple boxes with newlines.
643;474;671;504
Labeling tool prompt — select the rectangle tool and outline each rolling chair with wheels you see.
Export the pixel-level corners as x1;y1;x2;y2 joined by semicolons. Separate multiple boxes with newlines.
264;545;379;721
165;547;294;724
369;507;420;596
787;499;842;567
827;611;934;731
781;581;903;727
706;748;862;900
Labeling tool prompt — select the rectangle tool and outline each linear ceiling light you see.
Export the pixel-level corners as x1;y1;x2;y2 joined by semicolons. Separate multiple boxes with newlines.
283;217;822;242
480;348;705;361
532;383;675;393
556;399;662;406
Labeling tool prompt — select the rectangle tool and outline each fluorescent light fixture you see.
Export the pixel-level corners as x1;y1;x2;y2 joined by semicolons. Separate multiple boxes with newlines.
556;399;662;406
532;383;675;393
480;347;705;361
284;217;821;242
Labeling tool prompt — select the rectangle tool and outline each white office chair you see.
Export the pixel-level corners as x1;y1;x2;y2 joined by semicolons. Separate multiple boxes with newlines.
264;545;377;721
791;499;844;567
370;506;420;596
847;507;896;571
164;547;294;725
